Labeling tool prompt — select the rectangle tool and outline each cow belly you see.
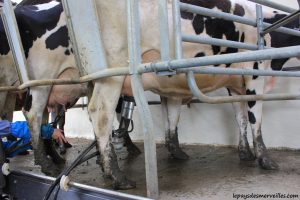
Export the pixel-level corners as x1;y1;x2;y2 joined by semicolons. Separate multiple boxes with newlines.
47;68;86;111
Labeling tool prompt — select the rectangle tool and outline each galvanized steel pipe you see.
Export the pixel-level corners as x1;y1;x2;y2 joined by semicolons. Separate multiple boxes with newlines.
139;45;300;73
187;71;300;104
247;0;296;13
0;67;129;92
127;0;159;198
182;34;259;50
179;2;300;38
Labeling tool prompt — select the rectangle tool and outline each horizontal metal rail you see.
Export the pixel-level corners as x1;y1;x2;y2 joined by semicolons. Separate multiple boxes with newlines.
1;45;300;92
0;67;129;92
180;2;300;38
247;0;297;13
283;66;300;71
139;45;300;73
177;66;300;77
4;170;150;200
182;34;260;50
187;71;300;104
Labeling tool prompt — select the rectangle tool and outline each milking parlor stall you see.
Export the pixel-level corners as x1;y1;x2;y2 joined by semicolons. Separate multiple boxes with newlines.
1;0;300;199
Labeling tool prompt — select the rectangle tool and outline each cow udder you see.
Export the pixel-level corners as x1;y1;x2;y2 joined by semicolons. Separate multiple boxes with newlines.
47;68;86;112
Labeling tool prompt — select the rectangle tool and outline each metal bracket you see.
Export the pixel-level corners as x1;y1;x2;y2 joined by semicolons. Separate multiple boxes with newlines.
256;5;265;50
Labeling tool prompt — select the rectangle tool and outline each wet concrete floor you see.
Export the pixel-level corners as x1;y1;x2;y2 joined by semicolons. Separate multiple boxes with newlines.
10;138;300;199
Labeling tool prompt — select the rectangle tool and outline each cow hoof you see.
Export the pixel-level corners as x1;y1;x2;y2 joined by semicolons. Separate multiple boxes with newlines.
40;159;63;177
113;177;136;190
258;156;279;170
59;146;67;155
170;148;189;160
239;149;256;161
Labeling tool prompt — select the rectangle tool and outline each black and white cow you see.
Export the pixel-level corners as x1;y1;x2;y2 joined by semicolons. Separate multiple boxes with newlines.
0;1;19;121
141;0;300;169
1;0;299;190
1;1;138;189
155;0;300;167
0;1;88;174
121;0;300;176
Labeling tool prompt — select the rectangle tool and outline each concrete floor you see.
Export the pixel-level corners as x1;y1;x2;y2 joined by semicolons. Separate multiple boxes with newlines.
9;138;300;199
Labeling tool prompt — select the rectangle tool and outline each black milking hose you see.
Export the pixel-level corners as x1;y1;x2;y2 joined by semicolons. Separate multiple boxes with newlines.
43;140;97;200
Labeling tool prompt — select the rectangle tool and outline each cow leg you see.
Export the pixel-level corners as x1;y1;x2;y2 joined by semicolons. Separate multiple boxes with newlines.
161;97;189;160
228;89;255;161
23;87;62;176
245;76;278;170
2;93;16;121
0;92;7;120
88;77;135;190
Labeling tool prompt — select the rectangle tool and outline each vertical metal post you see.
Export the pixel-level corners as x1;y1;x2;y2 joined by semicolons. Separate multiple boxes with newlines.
127;0;159;198
157;0;175;76
172;0;183;59
297;0;300;26
158;0;170;61
62;0;108;76
256;5;265;50
2;0;30;83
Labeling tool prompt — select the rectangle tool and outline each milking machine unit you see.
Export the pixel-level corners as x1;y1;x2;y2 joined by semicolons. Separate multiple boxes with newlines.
112;96;136;152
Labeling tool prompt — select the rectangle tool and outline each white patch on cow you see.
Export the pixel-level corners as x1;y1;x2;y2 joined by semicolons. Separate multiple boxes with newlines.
34;1;59;12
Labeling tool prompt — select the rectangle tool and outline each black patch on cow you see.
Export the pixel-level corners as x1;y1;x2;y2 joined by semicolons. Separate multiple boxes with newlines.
233;4;245;16
240;33;245;43
180;0;232;13
45;26;69;50
205;17;239;55
70;48;74;54
253;62;259;80
181;0;239;58
271;58;289;71
195;52;205;57
14;3;64;57
248;111;256;124
64;49;70;55
0;17;10;55
246;89;256;108
264;14;300;70
192;15;205;34
181;11;194;20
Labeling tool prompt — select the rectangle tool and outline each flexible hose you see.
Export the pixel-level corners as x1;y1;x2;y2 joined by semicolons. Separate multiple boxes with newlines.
43;140;97;200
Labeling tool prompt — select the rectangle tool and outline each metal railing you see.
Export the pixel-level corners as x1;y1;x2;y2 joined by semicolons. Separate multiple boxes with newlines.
1;0;300;199
170;0;300;104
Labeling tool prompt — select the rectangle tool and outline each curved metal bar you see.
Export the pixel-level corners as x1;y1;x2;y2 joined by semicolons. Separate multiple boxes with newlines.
0;67;129;92
187;71;300;104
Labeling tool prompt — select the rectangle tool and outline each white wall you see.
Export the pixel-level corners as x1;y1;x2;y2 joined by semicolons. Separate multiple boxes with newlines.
13;0;300;149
